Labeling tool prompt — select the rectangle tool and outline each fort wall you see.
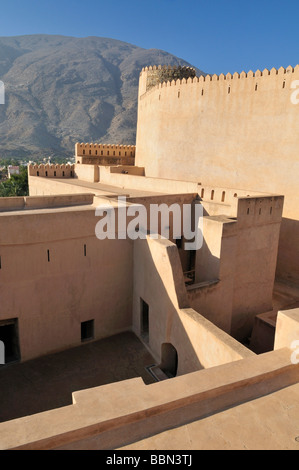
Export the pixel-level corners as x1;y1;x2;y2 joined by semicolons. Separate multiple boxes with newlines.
189;196;283;339
28;164;74;178
136;65;299;283
75;143;135;166
132;236;253;374
0;347;297;450
0;204;133;361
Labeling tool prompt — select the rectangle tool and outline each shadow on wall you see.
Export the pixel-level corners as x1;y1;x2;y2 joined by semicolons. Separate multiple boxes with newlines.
276;218;299;285
133;236;254;377
133;236;204;375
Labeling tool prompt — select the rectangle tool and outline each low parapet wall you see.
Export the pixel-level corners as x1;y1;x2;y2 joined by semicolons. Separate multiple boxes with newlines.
75;143;135;158
0;193;94;211
274;308;299;351
0;347;297;450
28;164;75;178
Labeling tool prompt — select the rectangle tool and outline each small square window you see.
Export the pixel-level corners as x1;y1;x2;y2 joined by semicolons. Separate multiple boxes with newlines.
175;238;182;249
81;320;94;342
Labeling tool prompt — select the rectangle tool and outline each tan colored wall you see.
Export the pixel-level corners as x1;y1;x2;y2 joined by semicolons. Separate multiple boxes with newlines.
274;308;299;351
0;346;296;450
136;65;299;283
28;164;74;178
28;176;100;197
132;236;253;375
75;143;135;158
74;163;99;182
75;144;135;166
189;196;283;340
0;205;133;361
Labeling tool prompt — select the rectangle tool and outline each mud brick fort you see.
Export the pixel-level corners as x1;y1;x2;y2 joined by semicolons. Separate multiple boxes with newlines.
0;65;299;449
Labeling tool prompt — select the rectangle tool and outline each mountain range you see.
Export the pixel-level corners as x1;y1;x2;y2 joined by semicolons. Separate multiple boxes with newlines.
0;35;204;160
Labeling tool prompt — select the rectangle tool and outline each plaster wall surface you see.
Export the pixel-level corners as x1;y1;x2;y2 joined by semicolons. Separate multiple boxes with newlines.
0;347;297;450
132;236;253;374
274;308;299;351
189;196;283;339
0;203;133;361
136;66;299;283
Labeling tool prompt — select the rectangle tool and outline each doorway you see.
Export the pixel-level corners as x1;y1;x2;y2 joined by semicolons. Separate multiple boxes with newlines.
0;318;20;365
160;343;178;378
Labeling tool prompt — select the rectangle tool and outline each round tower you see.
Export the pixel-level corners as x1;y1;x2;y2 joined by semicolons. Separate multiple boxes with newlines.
139;65;197;96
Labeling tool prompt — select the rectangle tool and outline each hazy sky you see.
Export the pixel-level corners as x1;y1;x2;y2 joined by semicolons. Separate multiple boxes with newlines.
0;0;298;74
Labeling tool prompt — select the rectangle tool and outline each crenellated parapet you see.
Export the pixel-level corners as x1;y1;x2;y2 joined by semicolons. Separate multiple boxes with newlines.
75;143;135;166
75;143;135;158
139;64;299;97
140;65;197;92
28;163;75;178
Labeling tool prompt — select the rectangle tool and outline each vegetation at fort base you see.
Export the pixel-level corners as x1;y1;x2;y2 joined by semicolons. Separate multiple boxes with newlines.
0;165;29;197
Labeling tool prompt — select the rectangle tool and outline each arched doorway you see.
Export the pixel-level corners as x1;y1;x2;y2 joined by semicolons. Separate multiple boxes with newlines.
160;343;178;378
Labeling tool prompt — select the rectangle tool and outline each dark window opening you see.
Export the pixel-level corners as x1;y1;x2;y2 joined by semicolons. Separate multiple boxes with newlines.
221;191;225;202
140;299;149;343
45;171;48;177
62;171;65;177
247;208;250;215
81;320;94;342
255;83;258;91
37;171;39;176
175;238;182;249
83;150;85;155
47;249;50;262
211;190;214;200
84;244;87;257
54;171;56;177
0;319;20;364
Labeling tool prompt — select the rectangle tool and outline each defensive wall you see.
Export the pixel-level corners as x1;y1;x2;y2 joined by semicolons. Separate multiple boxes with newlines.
75;143;135;167
28;163;74;178
0;235;298;449
135;64;299;285
0;194;133;361
0;192;296;450
0;189;282;361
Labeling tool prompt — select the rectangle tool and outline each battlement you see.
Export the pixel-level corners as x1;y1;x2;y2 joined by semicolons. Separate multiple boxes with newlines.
140;64;197;74
75;143;135;166
28;164;75;178
139;65;197;94
75;143;135;158
139;64;299;97
236;195;284;227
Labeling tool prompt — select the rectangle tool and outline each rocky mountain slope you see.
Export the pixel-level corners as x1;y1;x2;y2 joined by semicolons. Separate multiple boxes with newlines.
0;35;204;160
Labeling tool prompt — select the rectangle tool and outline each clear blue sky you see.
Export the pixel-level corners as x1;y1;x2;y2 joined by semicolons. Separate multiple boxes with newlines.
0;0;298;74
